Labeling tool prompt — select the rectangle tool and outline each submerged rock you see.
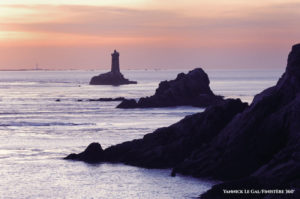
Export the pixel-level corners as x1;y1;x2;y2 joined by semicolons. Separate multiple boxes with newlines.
117;68;223;108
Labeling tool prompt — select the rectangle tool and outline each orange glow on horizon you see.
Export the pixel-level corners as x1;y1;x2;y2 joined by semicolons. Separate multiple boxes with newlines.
0;0;299;69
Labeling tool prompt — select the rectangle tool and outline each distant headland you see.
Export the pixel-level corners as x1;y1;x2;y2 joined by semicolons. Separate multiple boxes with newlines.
89;50;137;85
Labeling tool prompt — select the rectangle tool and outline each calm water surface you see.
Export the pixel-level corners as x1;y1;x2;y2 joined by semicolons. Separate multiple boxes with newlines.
0;69;283;198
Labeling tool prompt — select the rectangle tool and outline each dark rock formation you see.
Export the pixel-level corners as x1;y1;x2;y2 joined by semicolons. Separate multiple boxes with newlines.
117;68;223;108
88;97;125;102
105;99;247;168
192;44;300;198
65;142;104;163
90;50;137;85
117;99;137;108
90;72;137;85
76;97;125;102
66;44;300;199
64;98;247;167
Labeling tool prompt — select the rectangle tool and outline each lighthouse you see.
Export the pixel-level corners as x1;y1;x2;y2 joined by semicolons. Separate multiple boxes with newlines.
89;49;137;85
111;50;120;74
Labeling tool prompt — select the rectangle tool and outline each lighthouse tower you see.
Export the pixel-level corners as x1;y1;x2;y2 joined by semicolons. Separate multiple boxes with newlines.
89;49;137;85
111;50;120;74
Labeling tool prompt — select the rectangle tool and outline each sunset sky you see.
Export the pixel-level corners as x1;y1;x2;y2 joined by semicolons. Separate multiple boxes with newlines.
0;0;299;70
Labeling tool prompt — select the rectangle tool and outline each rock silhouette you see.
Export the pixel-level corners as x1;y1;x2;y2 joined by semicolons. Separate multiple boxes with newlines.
65;98;247;167
199;44;300;198
87;97;125;102
66;44;300;199
65;142;104;163
117;68;223;108
90;50;137;85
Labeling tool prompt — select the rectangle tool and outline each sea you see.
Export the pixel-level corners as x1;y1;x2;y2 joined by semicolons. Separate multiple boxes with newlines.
0;69;283;199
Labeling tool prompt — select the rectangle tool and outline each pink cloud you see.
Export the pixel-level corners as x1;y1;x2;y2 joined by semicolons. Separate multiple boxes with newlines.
0;3;299;69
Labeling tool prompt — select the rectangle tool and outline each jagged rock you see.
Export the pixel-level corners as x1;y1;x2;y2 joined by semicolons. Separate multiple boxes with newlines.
65;98;247;167
105;99;247;168
117;68;223;108
173;44;300;181
189;44;300;198
90;50;137;85
66;44;300;199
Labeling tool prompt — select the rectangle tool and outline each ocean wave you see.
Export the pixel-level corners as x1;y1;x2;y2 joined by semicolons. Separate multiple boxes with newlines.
0;122;95;127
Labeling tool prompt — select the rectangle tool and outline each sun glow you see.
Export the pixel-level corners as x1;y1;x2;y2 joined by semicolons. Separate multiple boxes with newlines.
0;0;299;69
